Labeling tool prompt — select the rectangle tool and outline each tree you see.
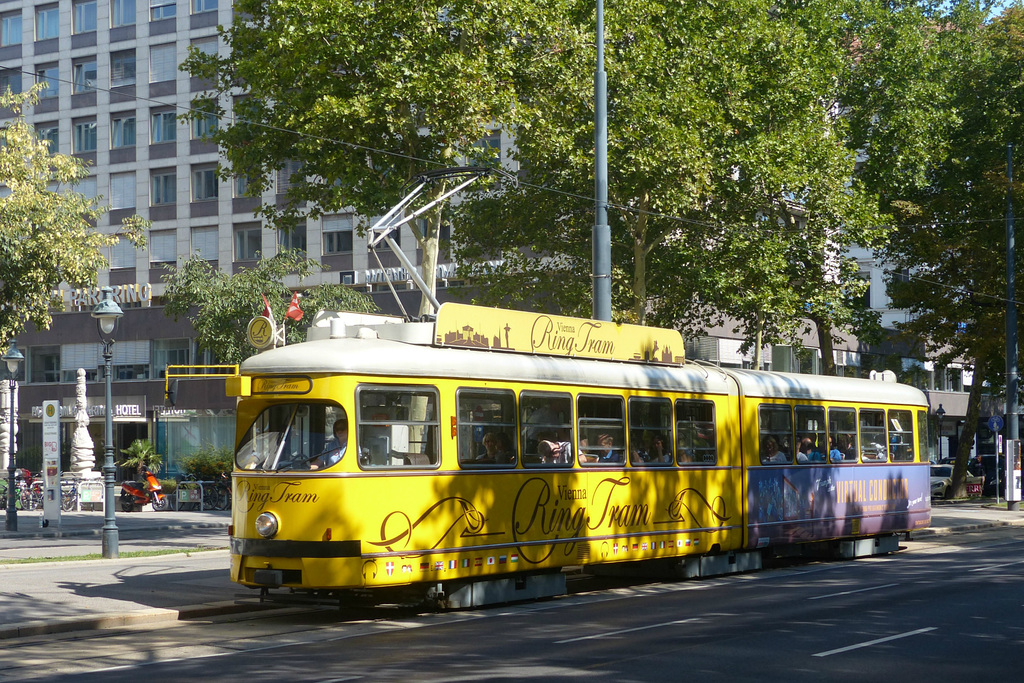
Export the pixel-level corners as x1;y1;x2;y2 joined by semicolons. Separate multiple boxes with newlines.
120;439;162;479
162;250;377;364
452;0;888;367
182;0;531;317
852;2;1008;497
0;87;146;344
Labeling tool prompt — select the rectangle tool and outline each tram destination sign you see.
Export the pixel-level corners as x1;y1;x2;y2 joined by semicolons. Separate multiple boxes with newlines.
434;303;684;365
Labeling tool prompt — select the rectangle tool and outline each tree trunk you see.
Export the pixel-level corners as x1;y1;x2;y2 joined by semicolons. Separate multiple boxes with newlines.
813;313;836;376
951;354;985;498
753;314;763;370
631;192;650;324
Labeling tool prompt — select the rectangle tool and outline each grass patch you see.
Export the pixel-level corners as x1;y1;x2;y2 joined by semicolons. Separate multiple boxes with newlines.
1;546;226;564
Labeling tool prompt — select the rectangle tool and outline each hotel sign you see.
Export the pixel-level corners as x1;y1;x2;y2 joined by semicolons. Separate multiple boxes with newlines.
434;303;684;365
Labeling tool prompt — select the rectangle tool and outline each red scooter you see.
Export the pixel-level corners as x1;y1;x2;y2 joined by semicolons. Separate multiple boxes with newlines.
120;466;169;512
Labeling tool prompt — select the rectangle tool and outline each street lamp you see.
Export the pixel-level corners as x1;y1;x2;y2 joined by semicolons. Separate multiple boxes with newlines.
92;287;123;559
3;340;24;532
935;404;946;460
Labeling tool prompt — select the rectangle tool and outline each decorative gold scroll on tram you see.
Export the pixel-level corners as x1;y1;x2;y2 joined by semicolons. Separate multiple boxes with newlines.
434;303;684;365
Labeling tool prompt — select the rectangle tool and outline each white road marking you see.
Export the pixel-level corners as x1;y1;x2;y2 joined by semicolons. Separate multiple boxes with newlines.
968;559;1024;572
555;617;699;644
812;627;936;658
807;582;898;600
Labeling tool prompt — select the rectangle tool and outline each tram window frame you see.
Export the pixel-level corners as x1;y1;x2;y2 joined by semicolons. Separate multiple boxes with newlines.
794;406;827;464
828;407;859;463
355;385;440;470
916;410;928;463
859;408;888;462
234;401;345;472
628;397;674;466
578;394;626;465
520;391;574;467
758;404;793;465
675;399;718;465
888;409;914;462
456;388;518;468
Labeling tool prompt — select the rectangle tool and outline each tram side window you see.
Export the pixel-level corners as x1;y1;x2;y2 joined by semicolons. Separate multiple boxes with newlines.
578;395;626;465
676;399;717;465
828;408;858;463
456;389;517;467
758;404;793;465
356;386;439;469
888;409;914;462
916;410;929;463
629;397;673;465
794;406;827;464
860;409;887;462
521;392;574;467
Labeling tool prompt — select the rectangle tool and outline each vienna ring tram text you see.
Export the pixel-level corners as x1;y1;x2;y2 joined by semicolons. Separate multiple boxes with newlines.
226;304;931;608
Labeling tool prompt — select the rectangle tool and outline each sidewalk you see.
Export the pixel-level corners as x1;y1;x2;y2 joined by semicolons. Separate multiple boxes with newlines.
0;500;1021;640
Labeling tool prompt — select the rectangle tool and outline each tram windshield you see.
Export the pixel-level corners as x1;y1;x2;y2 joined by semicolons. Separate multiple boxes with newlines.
235;402;347;471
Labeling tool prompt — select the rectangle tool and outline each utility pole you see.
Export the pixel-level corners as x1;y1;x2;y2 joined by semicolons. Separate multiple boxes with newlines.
1007;144;1020;511
593;0;611;322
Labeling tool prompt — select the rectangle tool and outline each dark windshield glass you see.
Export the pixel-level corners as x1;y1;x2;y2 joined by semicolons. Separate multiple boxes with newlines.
235;402;346;471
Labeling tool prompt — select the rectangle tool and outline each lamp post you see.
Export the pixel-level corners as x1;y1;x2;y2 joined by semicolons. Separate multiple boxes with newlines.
92;287;123;559
3;340;24;532
935;403;946;461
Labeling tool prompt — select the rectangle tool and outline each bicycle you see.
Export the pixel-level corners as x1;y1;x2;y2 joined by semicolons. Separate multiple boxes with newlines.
61;479;79;512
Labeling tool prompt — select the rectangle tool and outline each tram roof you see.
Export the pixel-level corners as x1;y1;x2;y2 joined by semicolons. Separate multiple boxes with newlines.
240;335;928;407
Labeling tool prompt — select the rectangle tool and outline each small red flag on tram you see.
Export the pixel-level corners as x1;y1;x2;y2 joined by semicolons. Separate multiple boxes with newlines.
286;291;303;321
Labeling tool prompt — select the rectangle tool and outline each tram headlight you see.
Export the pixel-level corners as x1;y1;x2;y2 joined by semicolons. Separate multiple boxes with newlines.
255;512;279;539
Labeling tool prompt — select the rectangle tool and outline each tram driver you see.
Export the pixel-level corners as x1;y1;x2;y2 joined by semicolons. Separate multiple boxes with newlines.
311;413;348;470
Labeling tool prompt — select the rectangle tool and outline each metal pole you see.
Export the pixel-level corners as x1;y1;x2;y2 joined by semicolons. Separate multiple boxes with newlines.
1008;144;1020;511
592;0;611;321
5;374;16;532
101;341;119;558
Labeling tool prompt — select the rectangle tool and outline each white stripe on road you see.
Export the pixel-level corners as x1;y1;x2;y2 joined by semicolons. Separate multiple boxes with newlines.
812;627;936;658
968;559;1024;572
807;583;898;600
555;617;699;644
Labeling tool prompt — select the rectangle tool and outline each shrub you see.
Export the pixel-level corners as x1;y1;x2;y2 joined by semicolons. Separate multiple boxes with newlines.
180;444;232;480
120;439;162;478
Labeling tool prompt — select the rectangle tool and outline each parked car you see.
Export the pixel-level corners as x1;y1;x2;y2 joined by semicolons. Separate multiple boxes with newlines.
930;465;985;499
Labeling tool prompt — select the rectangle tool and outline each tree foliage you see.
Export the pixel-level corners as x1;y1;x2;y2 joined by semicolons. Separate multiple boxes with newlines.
182;0;531;316
162;250;377;364
452;0;887;368
0;87;147;345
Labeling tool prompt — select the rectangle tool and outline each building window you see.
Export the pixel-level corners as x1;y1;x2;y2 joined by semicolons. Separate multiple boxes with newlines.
192;226;218;258
111;50;136;87
234;225;261;260
150;44;177;83
29;346;60;384
192;113;218;139
151;171;176;205
192;0;217;14
73;121;98;153
73;0;97;34
35;124;58;152
73;59;98;93
111;115;137;148
278;225;306;253
61;343;100;383
0;68;20;95
191;36;217;55
35;6;59;41
114;340;150;380
150;0;176;21
110;236;136;269
323;214;354;254
191;167;219;201
78;176;97;198
151;110;177;143
276;160;303;194
150;230;177;263
110;172;136;209
111;0;136;27
35;64;58;99
1;12;22;47
234;174;251;197
152;339;189;378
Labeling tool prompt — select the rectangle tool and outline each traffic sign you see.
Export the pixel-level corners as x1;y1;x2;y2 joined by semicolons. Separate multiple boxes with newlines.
989;415;1005;432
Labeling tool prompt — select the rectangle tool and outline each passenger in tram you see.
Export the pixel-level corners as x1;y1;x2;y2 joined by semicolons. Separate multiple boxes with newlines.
796;438;814;463
828;437;844;463
647;434;671;463
311;413;348;470
581;433;622;464
477;432;514;464
537;437;572;464
761;436;789;464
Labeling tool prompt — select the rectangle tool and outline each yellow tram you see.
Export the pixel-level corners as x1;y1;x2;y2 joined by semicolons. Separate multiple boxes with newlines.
227;304;930;607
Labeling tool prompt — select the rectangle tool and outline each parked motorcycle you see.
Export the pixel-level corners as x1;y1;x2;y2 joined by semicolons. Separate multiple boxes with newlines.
120;465;168;512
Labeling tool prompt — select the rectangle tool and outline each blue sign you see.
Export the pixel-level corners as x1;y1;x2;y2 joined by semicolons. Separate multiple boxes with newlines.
989;415;1005;432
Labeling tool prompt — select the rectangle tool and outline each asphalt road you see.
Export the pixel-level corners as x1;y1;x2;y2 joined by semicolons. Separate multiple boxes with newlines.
2;526;1021;682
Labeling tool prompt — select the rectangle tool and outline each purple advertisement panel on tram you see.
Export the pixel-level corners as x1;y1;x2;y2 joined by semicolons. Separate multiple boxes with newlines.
746;464;931;549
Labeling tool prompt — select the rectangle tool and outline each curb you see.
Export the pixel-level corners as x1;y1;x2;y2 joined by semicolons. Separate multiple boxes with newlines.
0;600;274;641
0;521;230;541
911;518;1024;538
